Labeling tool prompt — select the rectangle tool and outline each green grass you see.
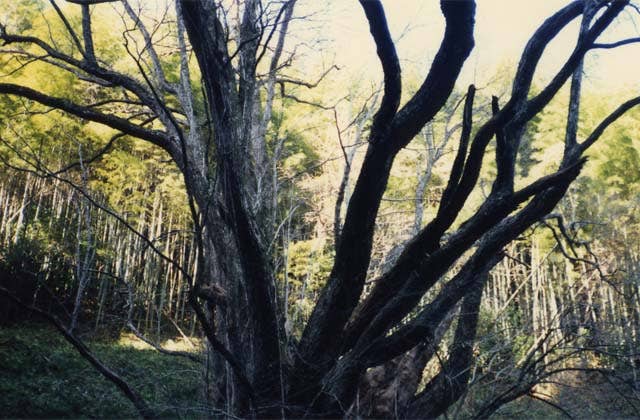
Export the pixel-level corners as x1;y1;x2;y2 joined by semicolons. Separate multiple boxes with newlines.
2;325;638;419
0;324;203;418
487;372;640;419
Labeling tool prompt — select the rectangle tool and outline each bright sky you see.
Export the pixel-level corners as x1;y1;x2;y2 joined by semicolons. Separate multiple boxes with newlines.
301;0;640;94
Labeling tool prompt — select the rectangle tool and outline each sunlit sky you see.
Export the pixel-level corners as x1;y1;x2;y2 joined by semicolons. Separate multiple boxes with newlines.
6;0;639;95
297;0;640;94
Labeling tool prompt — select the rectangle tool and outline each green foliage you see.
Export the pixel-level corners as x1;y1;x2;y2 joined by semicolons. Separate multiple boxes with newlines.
475;308;530;369
268;110;321;178
0;324;202;418
281;129;321;177
0;230;72;293
281;239;333;335
517;112;542;178
0;233;66;324
284;239;332;291
0;234;47;277
0;0;45;32
594;134;640;199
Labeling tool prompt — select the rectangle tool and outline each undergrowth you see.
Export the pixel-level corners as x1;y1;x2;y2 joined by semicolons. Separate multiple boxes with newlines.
0;323;203;418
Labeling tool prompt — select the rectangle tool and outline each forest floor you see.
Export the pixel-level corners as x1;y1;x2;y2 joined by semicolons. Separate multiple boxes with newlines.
0;323;203;418
494;377;640;419
0;324;639;419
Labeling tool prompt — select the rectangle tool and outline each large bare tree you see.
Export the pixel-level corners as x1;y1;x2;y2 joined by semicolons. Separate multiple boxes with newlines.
1;0;639;417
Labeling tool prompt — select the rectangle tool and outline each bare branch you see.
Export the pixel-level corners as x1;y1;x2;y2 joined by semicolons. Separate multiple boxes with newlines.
0;286;154;419
0;83;173;151
94;269;203;363
439;84;476;210
48;0;85;55
358;0;401;141
405;276;486;419
344;158;586;358
275;64;339;89
278;82;335;110
592;36;640;49
255;0;296;66
81;4;96;64
528;392;574;419
122;0;175;92
294;2;477;378
580;94;640;151
0;28;165;114
390;0;476;149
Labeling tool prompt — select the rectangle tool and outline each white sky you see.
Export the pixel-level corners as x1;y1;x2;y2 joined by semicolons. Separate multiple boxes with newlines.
300;0;640;94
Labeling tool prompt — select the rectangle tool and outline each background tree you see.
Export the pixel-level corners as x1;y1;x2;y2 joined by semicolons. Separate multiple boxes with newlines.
1;0;640;418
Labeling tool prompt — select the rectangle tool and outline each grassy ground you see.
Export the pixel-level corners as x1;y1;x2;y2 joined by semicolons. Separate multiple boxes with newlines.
491;370;640;419
0;324;203;418
1;324;638;418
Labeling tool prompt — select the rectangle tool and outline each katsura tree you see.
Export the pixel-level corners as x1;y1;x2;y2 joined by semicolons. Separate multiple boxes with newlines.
1;0;640;418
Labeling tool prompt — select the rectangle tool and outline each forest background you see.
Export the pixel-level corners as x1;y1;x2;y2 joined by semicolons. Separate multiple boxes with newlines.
0;0;640;418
